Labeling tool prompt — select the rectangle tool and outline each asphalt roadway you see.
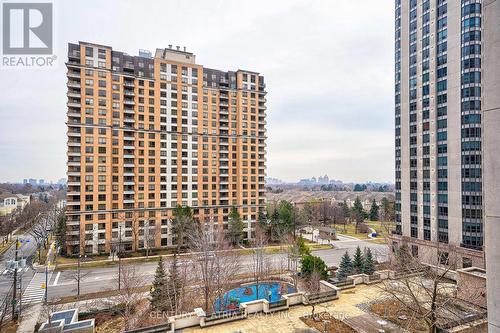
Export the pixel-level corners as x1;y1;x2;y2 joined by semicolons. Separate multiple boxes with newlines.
45;236;388;302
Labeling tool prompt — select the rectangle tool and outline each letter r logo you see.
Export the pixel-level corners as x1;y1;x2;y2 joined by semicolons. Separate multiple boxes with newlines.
2;3;53;54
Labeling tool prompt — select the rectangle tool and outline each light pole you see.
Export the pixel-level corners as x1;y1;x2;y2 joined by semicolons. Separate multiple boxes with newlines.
11;238;19;320
118;225;122;291
44;265;48;304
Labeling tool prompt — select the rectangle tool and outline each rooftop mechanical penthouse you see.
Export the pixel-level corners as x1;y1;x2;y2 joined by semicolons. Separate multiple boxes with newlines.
66;42;267;255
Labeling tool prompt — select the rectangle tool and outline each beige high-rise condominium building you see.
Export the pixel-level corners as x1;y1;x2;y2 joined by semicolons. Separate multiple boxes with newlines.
390;0;493;269
66;42;267;255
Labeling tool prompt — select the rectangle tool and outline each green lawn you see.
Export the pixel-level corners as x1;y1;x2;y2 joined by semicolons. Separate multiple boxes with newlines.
334;223;370;239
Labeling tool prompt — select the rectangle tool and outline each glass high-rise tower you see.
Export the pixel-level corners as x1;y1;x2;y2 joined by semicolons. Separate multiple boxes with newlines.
391;0;487;269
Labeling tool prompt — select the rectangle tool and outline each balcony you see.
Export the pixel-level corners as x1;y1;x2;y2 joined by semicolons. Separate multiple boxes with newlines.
67;90;81;98
124;89;135;96
124;99;135;105
67;101;81;108
67;128;81;136
124;108;135;115
67;80;81;88
67;70;81;78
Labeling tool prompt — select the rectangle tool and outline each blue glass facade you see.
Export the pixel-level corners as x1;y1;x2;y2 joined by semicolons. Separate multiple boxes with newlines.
460;0;483;250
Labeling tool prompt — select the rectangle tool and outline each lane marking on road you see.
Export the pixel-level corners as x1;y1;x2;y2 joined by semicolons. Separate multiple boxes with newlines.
53;272;61;286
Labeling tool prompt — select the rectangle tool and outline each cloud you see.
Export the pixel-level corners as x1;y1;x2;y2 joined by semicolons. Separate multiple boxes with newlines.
0;0;394;183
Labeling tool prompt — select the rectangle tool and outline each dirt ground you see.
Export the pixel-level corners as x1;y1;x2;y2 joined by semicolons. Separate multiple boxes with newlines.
300;312;357;333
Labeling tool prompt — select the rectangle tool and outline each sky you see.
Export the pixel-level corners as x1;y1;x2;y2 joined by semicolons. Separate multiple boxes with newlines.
0;0;395;184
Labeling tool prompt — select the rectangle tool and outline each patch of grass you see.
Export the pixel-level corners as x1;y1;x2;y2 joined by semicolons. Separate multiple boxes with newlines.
370;300;428;333
308;243;334;251
335;223;370;239
50;285;151;304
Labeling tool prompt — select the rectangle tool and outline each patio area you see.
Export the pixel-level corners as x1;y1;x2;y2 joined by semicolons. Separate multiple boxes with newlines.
184;284;393;333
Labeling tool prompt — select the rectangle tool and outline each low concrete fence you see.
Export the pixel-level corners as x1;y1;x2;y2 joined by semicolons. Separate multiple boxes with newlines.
202;308;246;327
332;277;355;289
128;270;399;333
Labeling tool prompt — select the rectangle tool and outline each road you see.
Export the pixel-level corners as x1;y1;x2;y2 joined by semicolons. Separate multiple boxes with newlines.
0;234;38;299
46;237;388;301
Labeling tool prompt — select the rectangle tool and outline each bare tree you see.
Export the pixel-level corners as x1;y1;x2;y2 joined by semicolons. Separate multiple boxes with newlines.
380;246;484;333
143;220;159;258
188;226;241;312
251;227;271;300
304;270;322;321
113;263;146;331
0;285;13;332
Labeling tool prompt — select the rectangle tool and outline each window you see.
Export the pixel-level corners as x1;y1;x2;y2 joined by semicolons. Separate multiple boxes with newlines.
439;251;449;265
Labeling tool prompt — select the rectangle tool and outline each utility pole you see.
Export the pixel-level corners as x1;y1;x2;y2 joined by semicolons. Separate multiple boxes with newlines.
11;238;18;320
44;265;48;303
118;225;122;291
77;254;81;296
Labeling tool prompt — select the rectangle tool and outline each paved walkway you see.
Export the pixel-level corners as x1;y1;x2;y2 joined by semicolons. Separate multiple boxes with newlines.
17;303;42;333
16;242;56;333
184;284;393;333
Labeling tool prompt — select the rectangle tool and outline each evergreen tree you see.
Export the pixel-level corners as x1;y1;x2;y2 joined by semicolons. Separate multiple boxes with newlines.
300;254;328;280
150;256;166;310
351;197;365;230
352;246;365;274
369;199;379;221
54;214;67;256
295;236;311;256
257;210;268;233
228;206;245;245
363;247;376;275
172;205;194;251
337;251;353;281
164;253;183;314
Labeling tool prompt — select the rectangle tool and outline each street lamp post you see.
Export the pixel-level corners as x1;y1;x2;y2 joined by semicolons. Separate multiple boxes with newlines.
118;225;122;291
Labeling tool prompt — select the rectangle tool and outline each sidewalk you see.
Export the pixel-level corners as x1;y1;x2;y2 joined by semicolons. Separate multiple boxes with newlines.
17;241;56;333
54;244;297;270
17;303;42;333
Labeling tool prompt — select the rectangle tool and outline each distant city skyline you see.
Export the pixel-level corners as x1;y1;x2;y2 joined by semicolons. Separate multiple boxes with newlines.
0;0;394;183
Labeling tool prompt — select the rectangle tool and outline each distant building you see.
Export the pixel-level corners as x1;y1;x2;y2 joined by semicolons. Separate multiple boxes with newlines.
317;226;337;240
28;178;37;186
57;178;67;185
0;194;30;216
39;179;45;185
318;175;329;184
23;179;28;184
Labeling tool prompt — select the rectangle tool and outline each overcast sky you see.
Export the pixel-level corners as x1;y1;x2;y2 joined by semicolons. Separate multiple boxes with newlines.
0;0;394;184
